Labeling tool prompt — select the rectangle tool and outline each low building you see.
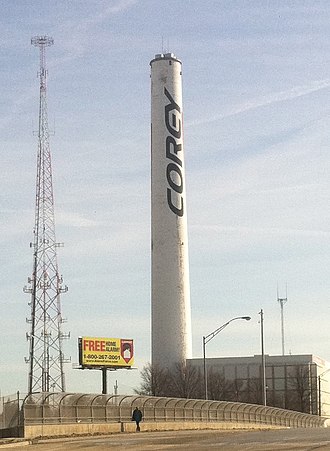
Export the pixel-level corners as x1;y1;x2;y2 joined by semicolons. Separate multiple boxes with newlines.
188;354;330;417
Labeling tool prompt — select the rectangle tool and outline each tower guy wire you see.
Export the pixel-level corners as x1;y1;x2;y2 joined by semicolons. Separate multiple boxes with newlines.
24;36;69;394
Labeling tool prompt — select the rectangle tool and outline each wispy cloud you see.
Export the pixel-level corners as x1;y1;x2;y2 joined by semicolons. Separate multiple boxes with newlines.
55;0;138;59
188;79;330;126
0;0;139;132
83;0;138;28
192;224;330;239
56;211;101;228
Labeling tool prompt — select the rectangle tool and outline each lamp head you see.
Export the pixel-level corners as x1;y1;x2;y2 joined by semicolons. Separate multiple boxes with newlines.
242;316;251;321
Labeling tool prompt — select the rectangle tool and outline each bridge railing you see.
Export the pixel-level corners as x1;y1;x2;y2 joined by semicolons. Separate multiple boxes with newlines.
22;392;327;428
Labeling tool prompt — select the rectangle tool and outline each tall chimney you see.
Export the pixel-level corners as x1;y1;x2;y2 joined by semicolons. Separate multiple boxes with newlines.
150;53;192;369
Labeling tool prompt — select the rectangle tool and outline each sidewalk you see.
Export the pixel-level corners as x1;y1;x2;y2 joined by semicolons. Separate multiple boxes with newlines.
0;439;31;448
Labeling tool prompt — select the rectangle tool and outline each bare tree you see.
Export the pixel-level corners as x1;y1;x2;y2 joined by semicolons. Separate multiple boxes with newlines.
287;365;311;413
207;369;233;401
135;362;202;399
134;363;169;397
247;377;262;405
229;378;245;402
168;361;202;399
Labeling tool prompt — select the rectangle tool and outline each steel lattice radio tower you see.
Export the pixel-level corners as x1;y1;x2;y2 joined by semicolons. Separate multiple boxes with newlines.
24;36;69;394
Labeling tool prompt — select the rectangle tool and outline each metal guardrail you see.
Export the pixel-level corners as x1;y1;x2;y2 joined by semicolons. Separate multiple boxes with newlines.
22;393;327;428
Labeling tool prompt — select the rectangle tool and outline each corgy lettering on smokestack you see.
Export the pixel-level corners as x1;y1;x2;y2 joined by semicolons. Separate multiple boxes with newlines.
150;53;192;369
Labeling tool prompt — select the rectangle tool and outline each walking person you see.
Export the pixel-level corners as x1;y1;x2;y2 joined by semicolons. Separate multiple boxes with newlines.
132;406;143;431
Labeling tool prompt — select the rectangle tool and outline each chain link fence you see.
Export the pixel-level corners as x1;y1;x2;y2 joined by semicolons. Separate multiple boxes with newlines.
22;392;327;428
0;392;26;430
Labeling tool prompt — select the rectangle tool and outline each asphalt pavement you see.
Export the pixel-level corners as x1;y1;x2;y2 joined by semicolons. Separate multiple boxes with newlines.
2;428;330;450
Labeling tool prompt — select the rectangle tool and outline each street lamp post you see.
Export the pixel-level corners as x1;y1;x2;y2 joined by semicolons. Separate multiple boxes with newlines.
259;309;267;406
203;316;251;400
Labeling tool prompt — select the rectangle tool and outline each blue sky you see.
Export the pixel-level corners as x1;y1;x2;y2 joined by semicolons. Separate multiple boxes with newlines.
1;0;330;395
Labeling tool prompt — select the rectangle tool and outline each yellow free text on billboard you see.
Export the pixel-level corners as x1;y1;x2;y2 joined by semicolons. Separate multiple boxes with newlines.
81;337;134;368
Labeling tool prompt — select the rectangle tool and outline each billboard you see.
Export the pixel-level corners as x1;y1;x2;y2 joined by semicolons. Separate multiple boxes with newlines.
78;337;134;368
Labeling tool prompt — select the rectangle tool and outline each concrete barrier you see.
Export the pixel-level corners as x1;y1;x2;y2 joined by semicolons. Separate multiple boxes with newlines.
23;420;286;439
24;422;122;439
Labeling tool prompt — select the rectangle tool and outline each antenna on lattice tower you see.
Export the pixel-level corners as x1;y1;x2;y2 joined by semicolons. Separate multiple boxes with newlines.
24;36;70;394
277;284;288;356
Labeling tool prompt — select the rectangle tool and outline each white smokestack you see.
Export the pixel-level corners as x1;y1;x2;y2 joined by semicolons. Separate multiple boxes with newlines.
150;53;192;369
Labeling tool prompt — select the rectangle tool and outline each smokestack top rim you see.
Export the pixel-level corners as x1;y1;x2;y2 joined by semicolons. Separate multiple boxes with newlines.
150;52;181;66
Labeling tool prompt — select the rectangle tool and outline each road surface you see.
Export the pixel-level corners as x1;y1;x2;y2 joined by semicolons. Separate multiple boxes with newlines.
3;428;330;450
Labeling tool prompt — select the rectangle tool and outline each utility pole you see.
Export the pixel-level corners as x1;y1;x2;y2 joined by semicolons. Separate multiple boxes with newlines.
24;36;69;394
277;287;288;356
259;309;267;406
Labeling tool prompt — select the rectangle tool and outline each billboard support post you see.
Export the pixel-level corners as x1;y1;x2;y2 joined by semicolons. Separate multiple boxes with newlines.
102;368;107;394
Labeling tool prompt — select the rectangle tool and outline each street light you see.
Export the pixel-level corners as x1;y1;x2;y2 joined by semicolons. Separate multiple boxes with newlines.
202;316;251;400
259;309;266;406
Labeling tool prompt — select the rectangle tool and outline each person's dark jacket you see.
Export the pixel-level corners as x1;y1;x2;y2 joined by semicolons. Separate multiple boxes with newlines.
132;408;142;422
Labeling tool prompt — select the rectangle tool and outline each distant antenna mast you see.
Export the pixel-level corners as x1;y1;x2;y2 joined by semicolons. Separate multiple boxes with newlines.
277;286;288;356
160;36;169;53
24;36;69;394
